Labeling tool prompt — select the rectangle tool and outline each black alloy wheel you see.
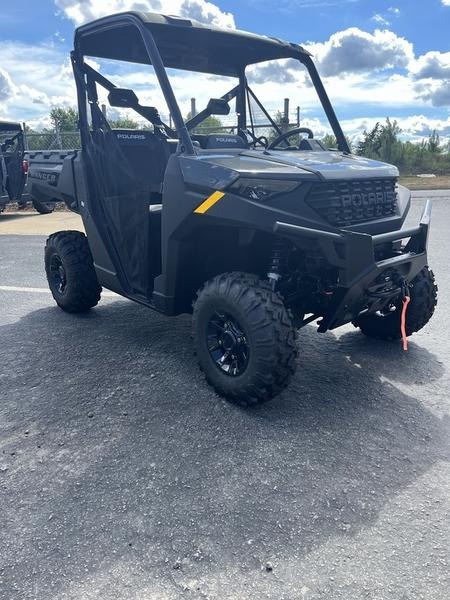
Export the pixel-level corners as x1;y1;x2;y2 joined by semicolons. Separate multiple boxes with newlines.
207;311;250;377
193;272;297;406
45;231;101;312
49;254;67;295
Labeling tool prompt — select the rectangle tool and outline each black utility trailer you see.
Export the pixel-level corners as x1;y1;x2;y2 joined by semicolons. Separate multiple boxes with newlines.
44;12;437;405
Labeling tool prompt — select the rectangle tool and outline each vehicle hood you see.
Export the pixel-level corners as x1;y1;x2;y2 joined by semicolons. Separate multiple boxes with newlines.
252;149;398;179
192;149;399;181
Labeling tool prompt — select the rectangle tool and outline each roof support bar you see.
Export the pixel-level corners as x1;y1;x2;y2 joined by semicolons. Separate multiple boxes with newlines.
135;17;195;154
75;13;195;154
302;55;350;154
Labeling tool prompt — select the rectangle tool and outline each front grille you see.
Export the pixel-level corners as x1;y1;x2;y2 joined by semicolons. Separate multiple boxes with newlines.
306;178;398;227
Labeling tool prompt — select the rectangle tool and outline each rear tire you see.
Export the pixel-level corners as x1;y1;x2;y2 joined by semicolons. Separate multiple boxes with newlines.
33;198;55;214
355;266;437;340
193;272;298;406
45;231;101;313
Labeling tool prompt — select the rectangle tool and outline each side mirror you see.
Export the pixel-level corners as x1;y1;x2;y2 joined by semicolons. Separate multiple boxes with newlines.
206;98;230;116
108;88;139;109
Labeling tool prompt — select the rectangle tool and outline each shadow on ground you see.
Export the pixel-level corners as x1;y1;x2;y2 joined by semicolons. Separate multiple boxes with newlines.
0;300;448;599
0;212;40;222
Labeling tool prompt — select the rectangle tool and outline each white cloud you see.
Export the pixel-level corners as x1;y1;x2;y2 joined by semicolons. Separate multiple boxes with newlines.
408;51;450;107
414;79;450;107
326;114;450;145
442;0;450;5
372;14;390;26
371;7;399;27
244;0;360;12
410;51;450;80
0;41;75;126
398;114;450;137
0;68;16;103
54;0;235;28
306;28;414;76
247;59;301;84
427;82;450;107
0;5;448;135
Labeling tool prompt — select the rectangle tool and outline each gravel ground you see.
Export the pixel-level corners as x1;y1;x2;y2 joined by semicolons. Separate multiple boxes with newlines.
0;198;449;600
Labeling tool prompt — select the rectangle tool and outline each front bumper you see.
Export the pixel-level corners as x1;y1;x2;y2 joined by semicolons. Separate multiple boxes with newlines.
274;199;432;332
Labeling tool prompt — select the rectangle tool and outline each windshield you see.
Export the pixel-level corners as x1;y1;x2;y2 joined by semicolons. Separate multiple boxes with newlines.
244;59;332;144
80;42;348;153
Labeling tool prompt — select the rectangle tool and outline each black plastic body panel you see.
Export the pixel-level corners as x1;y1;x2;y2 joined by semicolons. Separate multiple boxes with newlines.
26;150;78;208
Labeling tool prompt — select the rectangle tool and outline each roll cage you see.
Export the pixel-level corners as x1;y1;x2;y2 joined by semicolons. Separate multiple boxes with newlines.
72;11;350;154
78;62;285;145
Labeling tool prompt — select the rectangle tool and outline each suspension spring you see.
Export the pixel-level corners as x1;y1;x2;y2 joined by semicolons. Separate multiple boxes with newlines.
267;237;290;288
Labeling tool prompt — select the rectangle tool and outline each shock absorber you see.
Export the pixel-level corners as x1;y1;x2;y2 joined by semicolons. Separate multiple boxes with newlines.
267;237;289;289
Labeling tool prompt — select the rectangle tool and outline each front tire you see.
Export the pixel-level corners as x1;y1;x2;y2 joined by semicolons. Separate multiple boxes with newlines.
33;198;55;214
45;231;101;313
355;266;437;340
193;272;298;406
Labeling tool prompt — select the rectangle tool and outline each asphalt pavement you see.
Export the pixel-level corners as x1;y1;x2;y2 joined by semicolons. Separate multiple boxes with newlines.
0;198;449;600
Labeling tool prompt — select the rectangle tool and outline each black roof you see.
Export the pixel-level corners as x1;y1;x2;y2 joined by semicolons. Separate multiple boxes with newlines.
0;121;22;132
74;11;310;77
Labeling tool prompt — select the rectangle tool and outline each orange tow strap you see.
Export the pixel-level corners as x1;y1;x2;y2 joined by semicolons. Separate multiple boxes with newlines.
400;294;411;351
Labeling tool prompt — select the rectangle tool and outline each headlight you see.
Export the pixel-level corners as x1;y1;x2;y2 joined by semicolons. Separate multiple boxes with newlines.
228;178;301;201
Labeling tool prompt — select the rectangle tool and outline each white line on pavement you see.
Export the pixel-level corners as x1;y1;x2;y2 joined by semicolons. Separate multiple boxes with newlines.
0;285;118;297
0;285;51;293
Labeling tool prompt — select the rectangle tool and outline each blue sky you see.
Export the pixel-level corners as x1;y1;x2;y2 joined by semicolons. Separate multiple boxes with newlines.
0;0;449;142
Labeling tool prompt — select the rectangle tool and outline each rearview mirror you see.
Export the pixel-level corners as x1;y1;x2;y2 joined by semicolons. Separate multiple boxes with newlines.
206;98;230;116
108;88;139;109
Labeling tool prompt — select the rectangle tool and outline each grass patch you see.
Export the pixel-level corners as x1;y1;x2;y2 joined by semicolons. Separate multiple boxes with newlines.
399;176;450;190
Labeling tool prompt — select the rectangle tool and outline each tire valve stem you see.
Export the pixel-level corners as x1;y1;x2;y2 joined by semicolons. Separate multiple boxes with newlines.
267;237;289;289
400;281;410;352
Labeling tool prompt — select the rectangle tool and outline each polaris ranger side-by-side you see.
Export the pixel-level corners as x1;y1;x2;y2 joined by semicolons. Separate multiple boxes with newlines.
0;121;27;212
42;12;437;405
0;121;55;215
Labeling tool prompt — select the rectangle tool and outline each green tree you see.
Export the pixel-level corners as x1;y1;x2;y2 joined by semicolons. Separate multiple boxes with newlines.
109;116;140;129
427;130;440;154
321;133;338;149
356;119;401;164
185;111;223;133
50;107;78;131
355;118;450;175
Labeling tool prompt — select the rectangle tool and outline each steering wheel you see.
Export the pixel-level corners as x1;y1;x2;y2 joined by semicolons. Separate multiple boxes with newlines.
255;135;269;148
240;128;268;148
268;127;314;150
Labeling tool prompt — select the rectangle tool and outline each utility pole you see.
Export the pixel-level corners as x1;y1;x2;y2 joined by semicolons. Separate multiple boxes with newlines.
296;106;300;127
191;98;197;117
55;123;62;149
282;98;290;132
22;122;29;150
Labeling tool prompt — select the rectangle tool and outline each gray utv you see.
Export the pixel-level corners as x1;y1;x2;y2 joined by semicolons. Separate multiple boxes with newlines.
43;12;437;405
0;121;27;212
0;121;55;215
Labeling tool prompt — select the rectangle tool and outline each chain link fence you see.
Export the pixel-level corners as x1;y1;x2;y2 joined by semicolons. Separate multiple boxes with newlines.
24;123;300;152
25;131;81;151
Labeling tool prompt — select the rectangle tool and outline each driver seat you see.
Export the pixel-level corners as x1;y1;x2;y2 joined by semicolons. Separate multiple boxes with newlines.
112;129;171;190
